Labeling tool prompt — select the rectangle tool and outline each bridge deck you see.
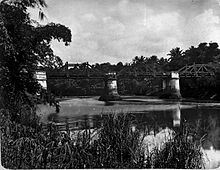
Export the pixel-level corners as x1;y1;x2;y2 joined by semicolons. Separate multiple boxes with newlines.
46;63;216;80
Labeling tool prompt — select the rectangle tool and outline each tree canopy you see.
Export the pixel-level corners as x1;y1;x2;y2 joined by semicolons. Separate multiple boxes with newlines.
0;0;71;122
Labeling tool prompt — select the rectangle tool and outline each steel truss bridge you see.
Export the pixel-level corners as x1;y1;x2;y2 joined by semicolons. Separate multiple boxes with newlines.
47;62;216;80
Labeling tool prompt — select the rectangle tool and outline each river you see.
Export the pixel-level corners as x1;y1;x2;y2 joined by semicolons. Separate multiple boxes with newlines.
37;96;220;168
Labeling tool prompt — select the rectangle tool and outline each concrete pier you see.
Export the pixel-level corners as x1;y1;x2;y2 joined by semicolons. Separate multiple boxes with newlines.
160;72;182;99
99;72;121;101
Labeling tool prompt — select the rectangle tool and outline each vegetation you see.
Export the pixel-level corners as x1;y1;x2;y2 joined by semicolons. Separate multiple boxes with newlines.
151;125;205;169
47;42;220;99
1;111;205;169
0;0;71;123
0;0;214;169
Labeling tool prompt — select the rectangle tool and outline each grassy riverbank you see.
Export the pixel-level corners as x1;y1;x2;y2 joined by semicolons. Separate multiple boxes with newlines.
1;110;205;169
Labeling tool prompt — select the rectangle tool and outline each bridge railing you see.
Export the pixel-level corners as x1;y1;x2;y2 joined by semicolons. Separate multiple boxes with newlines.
46;62;217;80
178;64;215;77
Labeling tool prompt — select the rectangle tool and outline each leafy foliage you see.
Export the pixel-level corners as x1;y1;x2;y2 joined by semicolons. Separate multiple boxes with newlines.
0;0;71;122
47;41;220;99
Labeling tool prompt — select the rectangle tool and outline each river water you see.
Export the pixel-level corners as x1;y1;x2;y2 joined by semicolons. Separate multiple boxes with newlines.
41;96;220;151
37;96;220;168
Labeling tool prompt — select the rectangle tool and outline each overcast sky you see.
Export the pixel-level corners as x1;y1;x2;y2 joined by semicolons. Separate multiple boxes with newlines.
31;0;220;64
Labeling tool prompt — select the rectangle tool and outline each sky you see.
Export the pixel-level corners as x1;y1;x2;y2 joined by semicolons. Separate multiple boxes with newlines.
30;0;220;64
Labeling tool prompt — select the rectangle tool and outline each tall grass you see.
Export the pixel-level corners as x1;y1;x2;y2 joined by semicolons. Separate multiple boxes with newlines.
150;125;205;169
1;109;205;169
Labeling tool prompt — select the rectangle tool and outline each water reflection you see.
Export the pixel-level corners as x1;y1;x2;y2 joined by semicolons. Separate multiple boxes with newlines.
47;104;220;150
104;101;115;106
181;108;220;150
172;103;181;127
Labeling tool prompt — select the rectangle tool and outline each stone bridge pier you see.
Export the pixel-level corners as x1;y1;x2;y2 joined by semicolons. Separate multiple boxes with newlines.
99;72;121;101
160;72;182;99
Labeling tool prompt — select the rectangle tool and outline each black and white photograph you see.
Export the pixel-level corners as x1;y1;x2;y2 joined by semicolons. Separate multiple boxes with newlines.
1;0;220;169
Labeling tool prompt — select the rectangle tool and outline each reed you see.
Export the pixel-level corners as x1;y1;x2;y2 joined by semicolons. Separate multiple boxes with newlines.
150;125;205;169
1;110;205;169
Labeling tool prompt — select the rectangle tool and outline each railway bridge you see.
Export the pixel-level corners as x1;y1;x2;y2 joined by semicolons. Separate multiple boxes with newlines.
45;62;216;100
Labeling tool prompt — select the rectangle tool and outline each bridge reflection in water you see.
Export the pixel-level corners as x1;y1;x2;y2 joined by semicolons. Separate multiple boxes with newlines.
44;98;220;151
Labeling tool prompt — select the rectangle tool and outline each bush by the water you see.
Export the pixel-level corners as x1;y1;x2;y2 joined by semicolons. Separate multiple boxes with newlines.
151;127;205;169
1;110;205;169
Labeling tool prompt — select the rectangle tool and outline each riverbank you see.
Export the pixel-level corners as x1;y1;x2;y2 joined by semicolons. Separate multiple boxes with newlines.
35;96;220;169
56;95;220;105
36;95;220;126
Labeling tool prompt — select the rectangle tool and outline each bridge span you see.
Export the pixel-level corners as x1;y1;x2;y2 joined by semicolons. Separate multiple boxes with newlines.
44;62;216;100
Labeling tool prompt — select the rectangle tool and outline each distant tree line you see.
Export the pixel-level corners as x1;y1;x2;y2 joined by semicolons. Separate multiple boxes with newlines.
47;42;220;100
46;42;220;73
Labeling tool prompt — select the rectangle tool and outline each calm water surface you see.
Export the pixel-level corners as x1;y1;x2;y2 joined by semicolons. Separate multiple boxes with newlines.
45;96;220;150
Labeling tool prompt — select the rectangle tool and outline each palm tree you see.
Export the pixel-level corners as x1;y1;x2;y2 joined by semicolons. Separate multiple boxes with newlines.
167;47;183;61
167;47;184;71
132;56;145;64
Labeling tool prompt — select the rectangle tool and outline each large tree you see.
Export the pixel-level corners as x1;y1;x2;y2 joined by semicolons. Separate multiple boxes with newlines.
167;47;185;71
184;42;220;64
0;0;71;122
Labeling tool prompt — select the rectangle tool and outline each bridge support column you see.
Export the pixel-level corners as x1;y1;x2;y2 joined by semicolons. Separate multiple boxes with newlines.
99;72;121;101
160;72;182;99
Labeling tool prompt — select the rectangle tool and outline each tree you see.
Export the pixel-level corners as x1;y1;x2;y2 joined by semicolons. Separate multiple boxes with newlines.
184;42;220;65
158;57;167;65
132;56;145;65
167;47;185;71
0;0;71;122
184;46;199;64
116;62;123;72
168;47;181;57
147;55;158;64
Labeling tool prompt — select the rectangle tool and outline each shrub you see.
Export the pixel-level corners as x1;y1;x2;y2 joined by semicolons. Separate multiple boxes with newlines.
150;125;205;169
93;113;149;168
